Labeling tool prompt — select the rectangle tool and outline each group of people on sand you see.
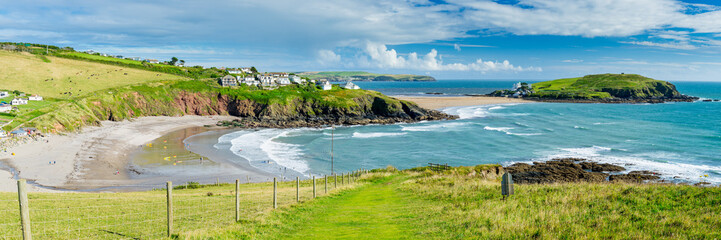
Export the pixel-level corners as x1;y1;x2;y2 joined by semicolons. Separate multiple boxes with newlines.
48;161;56;165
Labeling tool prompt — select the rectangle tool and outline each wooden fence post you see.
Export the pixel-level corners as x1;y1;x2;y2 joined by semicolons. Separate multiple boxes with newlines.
334;173;337;188
501;173;514;200
216;178;220;186
324;175;328;194
273;177;277;209
166;181;173;238
17;179;31;240
296;177;300;203
247;175;250;184
313;176;316;198
235;179;240;222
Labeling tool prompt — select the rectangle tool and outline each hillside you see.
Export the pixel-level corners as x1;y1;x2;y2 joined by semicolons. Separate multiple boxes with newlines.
29;80;453;132
1;167;717;239
0;51;185;99
0;48;452;132
523;74;697;102
296;71;436;82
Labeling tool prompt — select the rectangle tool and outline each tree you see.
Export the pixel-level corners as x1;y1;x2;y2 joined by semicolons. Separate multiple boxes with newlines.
250;66;258;73
169;57;178;65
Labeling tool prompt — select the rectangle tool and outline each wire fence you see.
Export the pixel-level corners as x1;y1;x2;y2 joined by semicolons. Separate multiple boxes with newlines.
0;171;368;239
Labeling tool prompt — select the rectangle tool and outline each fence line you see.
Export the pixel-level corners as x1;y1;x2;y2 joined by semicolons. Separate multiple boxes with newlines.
0;170;369;239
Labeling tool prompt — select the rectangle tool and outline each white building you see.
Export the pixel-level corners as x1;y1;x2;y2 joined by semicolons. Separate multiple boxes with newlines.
512;82;522;91
241;67;252;73
0;130;7;137
0;91;8;98
259;74;276;87
317;81;332;91
28;95;43;101
290;75;305;84
11;98;27;105
343;82;361;90
0;104;11;112
228;69;243;74
277;77;291;86
242;76;259;86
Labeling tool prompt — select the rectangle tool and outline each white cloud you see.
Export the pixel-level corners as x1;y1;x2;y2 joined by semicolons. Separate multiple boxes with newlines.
362;43;540;73
562;59;584;63
453;44;461;51
449;0;684;37
317;50;341;65
621;41;698;50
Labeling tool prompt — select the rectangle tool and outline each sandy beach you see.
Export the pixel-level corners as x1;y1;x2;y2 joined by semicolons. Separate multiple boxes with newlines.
394;96;533;110
0;115;239;192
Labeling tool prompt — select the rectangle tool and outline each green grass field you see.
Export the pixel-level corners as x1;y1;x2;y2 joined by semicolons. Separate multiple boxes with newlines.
0;176;362;239
0;168;718;239
0;51;186;99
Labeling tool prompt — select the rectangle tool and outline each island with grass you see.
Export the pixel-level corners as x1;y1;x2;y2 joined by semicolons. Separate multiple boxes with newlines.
296;71;435;82
490;74;698;103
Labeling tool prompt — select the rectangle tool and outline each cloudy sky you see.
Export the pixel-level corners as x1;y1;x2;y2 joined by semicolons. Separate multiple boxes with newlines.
3;0;721;81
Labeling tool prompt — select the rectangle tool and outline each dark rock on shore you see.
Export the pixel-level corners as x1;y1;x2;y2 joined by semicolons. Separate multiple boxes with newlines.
505;158;664;184
609;171;661;183
505;158;616;184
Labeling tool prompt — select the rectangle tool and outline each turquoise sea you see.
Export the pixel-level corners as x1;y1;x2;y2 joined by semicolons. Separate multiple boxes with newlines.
214;80;721;184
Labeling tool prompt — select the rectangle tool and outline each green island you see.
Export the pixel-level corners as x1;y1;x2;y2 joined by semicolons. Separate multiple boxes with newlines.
1;166;718;239
296;71;436;82
490;74;698;103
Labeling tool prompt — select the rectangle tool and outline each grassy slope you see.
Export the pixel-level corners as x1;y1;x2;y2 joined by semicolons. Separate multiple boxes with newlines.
0;178;362;239
213;170;720;239
0;50;186;131
0;51;185;99
531;74;673;99
0;168;718;239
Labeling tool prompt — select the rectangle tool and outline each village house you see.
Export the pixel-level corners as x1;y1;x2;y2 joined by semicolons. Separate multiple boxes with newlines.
28;95;43;101
0;130;7;138
290;75;305;84
145;59;160;64
84;50;96;54
228;69;243;74
317;80;333;91
219;75;238;87
131;57;142;61
242;76;259;86
259;74;276;87
344;82;361;90
11;98;28;105
241;67;252;73
10;129;27;137
0;104;11;112
0;91;8;98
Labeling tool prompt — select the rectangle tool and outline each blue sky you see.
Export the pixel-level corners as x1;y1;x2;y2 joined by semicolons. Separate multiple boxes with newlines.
3;0;721;81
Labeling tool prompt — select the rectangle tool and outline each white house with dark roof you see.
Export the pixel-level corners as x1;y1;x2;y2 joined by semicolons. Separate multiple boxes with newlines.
219;75;238;87
317;80;332;91
28;95;43;101
0;104;11;112
0;91;8;98
343;82;361;90
11;98;27;105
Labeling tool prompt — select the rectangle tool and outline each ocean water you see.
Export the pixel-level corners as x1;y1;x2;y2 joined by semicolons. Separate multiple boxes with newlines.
214;80;721;184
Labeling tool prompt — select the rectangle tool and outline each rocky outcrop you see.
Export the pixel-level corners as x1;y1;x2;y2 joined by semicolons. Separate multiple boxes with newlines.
504;158;662;184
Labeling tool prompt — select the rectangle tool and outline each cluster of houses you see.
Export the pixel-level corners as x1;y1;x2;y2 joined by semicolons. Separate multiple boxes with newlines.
0;127;38;138
0;91;43;112
219;72;361;91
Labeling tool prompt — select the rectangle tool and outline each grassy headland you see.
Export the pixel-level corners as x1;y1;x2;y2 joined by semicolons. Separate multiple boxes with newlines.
492;74;697;102
296;71;436;82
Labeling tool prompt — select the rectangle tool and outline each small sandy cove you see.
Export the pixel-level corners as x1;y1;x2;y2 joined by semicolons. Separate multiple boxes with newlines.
395;96;532;110
0;115;236;192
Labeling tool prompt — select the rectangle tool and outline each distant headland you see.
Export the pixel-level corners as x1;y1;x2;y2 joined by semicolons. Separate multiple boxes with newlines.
296;71;436;82
489;73;700;103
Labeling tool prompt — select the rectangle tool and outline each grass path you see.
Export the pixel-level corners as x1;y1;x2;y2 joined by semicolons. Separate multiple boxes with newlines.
249;175;424;239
